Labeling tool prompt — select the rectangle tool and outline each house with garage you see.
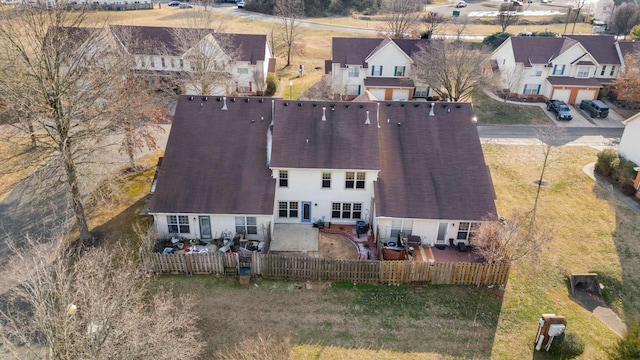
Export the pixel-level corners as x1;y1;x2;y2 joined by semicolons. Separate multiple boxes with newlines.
619;112;640;199
325;37;431;101
146;96;497;252
110;26;273;96
489;35;622;104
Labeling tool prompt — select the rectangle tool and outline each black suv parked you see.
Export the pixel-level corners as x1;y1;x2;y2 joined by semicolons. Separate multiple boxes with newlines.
579;99;609;118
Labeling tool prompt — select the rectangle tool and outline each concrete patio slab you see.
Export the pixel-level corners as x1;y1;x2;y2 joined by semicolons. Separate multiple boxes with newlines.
270;224;318;252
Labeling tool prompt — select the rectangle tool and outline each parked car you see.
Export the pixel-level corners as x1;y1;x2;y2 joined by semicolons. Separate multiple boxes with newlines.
512;0;523;5
167;1;180;6
546;99;573;121
237;0;245;7
455;1;467;7
179;2;193;8
579;99;609;118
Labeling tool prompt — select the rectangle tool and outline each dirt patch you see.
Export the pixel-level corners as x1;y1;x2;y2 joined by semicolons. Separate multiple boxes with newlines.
318;232;358;260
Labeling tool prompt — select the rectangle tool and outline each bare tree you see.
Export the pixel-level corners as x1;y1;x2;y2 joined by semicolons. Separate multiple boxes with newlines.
169;10;240;95
532;126;565;223
274;0;305;67
494;66;524;102
0;2;164;242
496;3;520;33
613;51;640;102
411;41;487;102
378;0;422;39
609;2;640;39
0;236;203;359
471;211;552;264
421;11;446;39
450;14;470;42
570;0;588;34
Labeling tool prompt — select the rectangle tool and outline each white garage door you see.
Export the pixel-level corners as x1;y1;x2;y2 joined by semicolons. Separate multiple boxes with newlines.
368;89;386;100
392;89;410;101
551;89;571;103
575;89;597;103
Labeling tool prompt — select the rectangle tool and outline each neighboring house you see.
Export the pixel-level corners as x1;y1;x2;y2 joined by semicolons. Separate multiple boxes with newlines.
619;112;640;199
110;26;272;96
613;41;640;102
147;96;497;249
489;35;622;104
325;37;431;101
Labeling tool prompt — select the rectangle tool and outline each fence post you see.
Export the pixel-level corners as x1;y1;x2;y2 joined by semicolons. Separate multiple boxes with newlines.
185;254;193;275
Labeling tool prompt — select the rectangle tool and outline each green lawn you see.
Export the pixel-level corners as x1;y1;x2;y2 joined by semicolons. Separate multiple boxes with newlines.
472;90;553;125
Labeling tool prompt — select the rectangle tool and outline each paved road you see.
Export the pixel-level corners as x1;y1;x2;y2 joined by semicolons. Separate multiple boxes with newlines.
478;125;623;147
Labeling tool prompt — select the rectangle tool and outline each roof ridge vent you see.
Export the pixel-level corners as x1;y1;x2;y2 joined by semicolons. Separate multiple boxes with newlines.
322;107;327;121
429;103;435;117
365;110;370;125
222;97;228;111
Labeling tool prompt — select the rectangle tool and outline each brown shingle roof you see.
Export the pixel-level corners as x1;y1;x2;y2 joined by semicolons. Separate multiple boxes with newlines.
110;26;267;64
147;95;275;215
566;34;620;65
546;76;601;86
364;78;415;87
330;37;429;68
151;99;497;222
510;37;578;67
270;101;381;170
618;41;640;58
375;102;496;220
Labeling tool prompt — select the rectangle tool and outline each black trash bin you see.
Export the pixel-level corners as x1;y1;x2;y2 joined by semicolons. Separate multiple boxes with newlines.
356;221;367;237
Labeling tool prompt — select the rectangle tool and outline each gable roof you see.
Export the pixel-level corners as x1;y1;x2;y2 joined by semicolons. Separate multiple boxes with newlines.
110;25;267;64
374;102;496;220
270;101;381;170
331;37;429;68
151;98;497;222
146;95;275;215
565;35;620;65
510;36;579;67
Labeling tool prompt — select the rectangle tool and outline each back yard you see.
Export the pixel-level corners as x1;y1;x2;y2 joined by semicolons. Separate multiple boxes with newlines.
134;145;635;359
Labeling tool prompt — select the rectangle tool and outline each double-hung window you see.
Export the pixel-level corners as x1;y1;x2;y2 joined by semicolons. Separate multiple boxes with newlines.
576;66;590;78
371;65;383;76
331;203;362;219
322;172;331;188
237;68;249;74
394;66;406;77
167;215;190;235
523;84;540;95
530;66;542;77
345;171;365;189
600;65;607;76
279;201;298;218
552;64;565;75
235;216;257;236
346;84;360;95
610;65;616;76
348;66;359;77
457;222;479;242
279;170;288;187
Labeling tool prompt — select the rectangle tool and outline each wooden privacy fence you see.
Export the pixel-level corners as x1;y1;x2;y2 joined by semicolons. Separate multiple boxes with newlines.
141;251;510;286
